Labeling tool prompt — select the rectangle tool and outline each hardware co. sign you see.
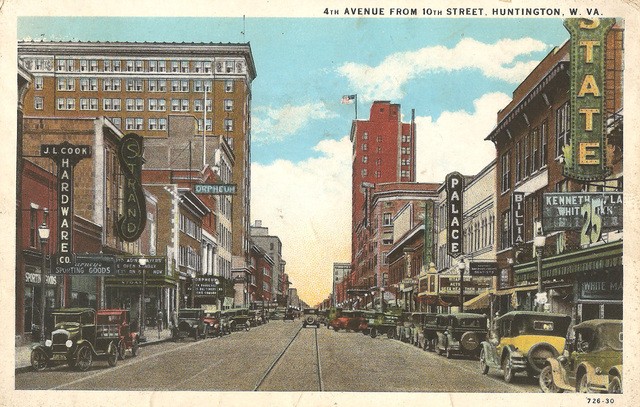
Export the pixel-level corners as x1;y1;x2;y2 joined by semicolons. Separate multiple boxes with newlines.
446;172;464;258
41;142;92;267
563;18;616;181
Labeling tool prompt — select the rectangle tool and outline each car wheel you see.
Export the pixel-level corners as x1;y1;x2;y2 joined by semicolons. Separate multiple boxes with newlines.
107;341;118;367
577;374;590;393
76;345;93;371
539;365;564;393
131;339;139;357
608;376;622;394
30;348;48;371
117;339;126;360
502;356;514;383
479;348;489;375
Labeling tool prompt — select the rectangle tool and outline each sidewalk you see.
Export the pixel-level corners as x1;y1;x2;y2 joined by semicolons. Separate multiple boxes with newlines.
15;328;173;373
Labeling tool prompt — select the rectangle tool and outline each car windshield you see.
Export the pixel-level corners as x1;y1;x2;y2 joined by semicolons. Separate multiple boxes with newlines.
513;316;570;337
54;314;81;325
97;314;122;324
458;318;484;328
304;309;318;315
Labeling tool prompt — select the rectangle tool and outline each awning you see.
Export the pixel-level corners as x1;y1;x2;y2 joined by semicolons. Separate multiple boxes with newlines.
463;290;494;310
495;284;537;296
416;295;451;307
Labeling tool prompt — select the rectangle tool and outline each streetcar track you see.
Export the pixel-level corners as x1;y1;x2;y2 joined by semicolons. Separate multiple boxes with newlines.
314;328;324;391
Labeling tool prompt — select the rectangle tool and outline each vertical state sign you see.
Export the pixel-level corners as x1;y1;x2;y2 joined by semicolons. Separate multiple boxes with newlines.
41;142;92;266
117;133;146;241
563;18;616;181
446;172;464;258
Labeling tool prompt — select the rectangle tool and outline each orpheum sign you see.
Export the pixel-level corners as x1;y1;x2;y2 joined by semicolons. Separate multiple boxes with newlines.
41;142;92;267
563;18;616;181
446;172;464;258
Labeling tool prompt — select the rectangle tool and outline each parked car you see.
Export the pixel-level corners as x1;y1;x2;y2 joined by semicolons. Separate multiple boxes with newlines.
302;308;321;328
270;307;286;320
317;310;327;326
173;308;207;340
284;307;296;321
408;312;433;346
395;311;414;342
539;319;623;393
203;311;222;337
96;309;140;360
329;310;367;332
30;308;119;371
416;313;449;351
219;310;232;335
369;311;399;339
435;313;487;359
229;308;252;331
479;311;572;383
326;307;342;328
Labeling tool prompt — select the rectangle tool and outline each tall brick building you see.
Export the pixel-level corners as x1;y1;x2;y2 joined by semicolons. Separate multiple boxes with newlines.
349;101;416;295
18;41;256;268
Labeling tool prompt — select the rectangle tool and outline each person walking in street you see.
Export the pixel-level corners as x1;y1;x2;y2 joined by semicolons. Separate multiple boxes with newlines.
156;309;164;339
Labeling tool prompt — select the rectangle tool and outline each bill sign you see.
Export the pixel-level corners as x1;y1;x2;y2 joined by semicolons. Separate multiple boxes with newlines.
41;142;92;267
562;18;616;181
446;172;464;257
511;192;525;246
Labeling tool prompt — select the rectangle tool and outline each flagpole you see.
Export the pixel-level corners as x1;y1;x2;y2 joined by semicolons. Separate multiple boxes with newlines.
355;94;358;120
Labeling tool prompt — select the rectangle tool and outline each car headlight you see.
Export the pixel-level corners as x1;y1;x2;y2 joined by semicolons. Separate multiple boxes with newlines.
214;324;219;328
65;340;73;348
595;367;602;375
45;339;52;347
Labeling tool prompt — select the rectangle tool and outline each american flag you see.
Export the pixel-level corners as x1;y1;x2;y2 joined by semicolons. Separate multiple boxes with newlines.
341;94;356;104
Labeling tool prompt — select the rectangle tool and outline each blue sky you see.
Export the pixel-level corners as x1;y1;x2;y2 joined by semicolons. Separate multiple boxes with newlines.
18;17;573;305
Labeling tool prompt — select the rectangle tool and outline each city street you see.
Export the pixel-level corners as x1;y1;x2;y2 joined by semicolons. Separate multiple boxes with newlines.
16;320;538;392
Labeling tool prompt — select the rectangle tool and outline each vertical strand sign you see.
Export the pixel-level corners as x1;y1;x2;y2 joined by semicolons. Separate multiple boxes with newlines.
41;142;92;267
117;133;146;241
446;172;464;258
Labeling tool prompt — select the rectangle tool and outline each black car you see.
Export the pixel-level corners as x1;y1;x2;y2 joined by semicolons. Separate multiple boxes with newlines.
173;308;207;340
436;313;488;359
302;308;321;328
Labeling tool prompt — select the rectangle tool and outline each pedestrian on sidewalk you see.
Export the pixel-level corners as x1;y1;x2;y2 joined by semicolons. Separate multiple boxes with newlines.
156;309;164;339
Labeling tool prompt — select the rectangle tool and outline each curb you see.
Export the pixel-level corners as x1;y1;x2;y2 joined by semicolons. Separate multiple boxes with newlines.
15;336;172;375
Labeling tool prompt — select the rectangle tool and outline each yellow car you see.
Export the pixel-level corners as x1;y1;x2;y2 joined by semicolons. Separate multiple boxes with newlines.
479;311;572;382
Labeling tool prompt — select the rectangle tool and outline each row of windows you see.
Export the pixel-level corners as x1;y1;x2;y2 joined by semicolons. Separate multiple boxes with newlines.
51;77;235;93
179;245;202;271
464;214;496;254
36;58;243;74
360;169;383;178
179;213;202;240
43;96;232;112
500;102;570;193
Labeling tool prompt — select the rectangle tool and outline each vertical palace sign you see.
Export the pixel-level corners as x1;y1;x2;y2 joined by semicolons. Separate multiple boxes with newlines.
446;172;464;258
563;18;616;181
41;142;92;267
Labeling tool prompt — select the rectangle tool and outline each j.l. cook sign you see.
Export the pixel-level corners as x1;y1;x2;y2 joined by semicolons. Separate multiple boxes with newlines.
41;142;92;267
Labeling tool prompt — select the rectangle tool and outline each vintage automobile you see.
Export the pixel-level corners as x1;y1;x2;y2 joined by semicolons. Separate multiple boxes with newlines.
218;309;233;335
173;308;207;340
30;308;119;371
317;310;328;326
369;311;399;339
407;312;433;346
203;310;222;337
326;307;342;328
96;309;140;360
284;307;296;321
270;307;287;320
539;319;623;393
395;311;414;342
302;308;321;328
229;308;252;331
248;309;263;327
435;313;488;358
415;313;448;351
329;310;367;332
479;311;572;383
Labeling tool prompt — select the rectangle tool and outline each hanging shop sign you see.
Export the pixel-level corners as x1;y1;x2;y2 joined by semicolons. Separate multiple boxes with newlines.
116;256;166;276
446;172;464;258
41;142;92;267
579;269;622;301
542;192;623;243
117;133;146;242
423;200;434;266
194;276;223;297
511;192;525;245
469;262;499;277
54;254;116;275
194;184;237;195
562;18;616;181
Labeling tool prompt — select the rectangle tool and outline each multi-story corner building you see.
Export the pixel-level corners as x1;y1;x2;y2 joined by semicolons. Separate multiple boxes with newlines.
18;41;256;271
250;220;286;302
249;242;273;305
486;22;623;322
349;101;417;298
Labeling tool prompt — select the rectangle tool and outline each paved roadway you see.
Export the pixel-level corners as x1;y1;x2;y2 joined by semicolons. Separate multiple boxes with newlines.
16;320;538;392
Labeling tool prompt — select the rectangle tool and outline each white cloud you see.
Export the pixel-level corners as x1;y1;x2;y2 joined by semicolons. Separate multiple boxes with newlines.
251;137;352;306
337;37;548;101
253;102;338;144
415;92;512;183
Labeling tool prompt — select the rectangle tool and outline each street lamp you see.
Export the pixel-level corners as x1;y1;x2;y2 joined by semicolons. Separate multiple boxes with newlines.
371;290;376;310
458;259;466;313
38;221;50;343
139;257;147;342
380;288;385;312
534;232;547;312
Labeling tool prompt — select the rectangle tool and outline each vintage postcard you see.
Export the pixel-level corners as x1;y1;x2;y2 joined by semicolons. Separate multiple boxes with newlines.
1;0;638;406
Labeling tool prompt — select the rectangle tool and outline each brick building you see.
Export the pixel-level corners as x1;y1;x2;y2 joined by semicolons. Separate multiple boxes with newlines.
250;220;286;302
